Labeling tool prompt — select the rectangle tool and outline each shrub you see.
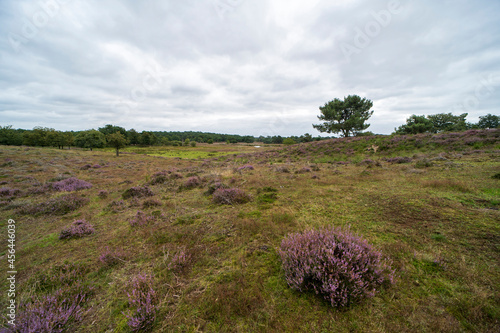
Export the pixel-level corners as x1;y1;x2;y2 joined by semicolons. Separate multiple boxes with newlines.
278;227;395;308
19;194;89;216
183;176;201;189
11;288;89;333
80;164;92;170
212;188;251;205
122;186;154;199
149;171;169;185
0;187;21;201
205;181;228;195
123;274;158;332
59;220;95;240
51;177;92;192
168;248;192;273
237;165;254;171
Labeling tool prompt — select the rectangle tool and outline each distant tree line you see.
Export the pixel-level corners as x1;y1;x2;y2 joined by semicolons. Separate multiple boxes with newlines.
0;124;330;149
394;113;499;134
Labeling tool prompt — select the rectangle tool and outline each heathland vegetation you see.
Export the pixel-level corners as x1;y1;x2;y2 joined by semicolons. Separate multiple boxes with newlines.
0;126;499;332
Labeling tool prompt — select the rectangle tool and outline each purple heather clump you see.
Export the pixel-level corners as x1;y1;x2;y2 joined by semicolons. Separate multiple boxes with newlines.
183;176;201;189
149;171;169;185
168;248;192;273
59;219;95;240
92;164;102;169
0;187;21;200
279;227;395;308
237;164;254;171
52;177;92;192
11;289;88;333
20;194;89;216
80;164;92;170
205;180;228;195
128;211;156;227
122;186;154;199
123;274;158;332
212;188;251;205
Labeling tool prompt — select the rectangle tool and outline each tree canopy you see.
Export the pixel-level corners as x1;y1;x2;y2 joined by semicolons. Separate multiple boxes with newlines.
313;95;374;137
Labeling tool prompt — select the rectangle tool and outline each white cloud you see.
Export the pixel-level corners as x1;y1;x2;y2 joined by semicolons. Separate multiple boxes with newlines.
1;0;499;136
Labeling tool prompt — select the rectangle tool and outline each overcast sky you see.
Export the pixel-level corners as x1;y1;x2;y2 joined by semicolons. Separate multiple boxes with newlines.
1;0;499;137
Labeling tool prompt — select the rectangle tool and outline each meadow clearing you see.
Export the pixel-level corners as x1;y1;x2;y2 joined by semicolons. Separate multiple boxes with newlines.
0;129;499;332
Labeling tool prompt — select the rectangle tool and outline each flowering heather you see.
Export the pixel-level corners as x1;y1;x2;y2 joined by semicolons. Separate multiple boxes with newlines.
59;219;95;240
128;211;157;227
19;193;89;216
0;187;20;200
183;176;201;189
168;248;192;273
80;164;92;170
51;177;92;192
212;188;251;205
279;227;395;308
205;180;229;195
9;289;87;333
105;200;126;213
123;274;158;332
149;171;169;185
92;164;102;168
122;186;154;199
237;164;254;171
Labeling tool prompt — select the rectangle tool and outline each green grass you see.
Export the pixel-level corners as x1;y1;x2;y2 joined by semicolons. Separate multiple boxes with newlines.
0;130;499;332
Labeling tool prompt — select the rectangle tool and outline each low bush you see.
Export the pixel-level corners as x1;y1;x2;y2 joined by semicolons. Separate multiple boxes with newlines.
59;220;95;240
19;194;89;216
212;188;251;205
205;181;228;195
122;186;154;199
51;177;92;192
11;288;89;333
168;248;192;273
123;274;158;332
279;227;395;308
183;176;201;189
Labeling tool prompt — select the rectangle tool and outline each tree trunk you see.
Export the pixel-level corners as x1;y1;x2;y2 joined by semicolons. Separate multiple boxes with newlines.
116;148;119;157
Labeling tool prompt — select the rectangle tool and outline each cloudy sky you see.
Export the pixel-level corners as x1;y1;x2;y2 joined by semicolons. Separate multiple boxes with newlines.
1;0;499;137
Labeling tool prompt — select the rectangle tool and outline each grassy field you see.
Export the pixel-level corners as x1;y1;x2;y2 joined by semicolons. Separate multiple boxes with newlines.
0;129;499;332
